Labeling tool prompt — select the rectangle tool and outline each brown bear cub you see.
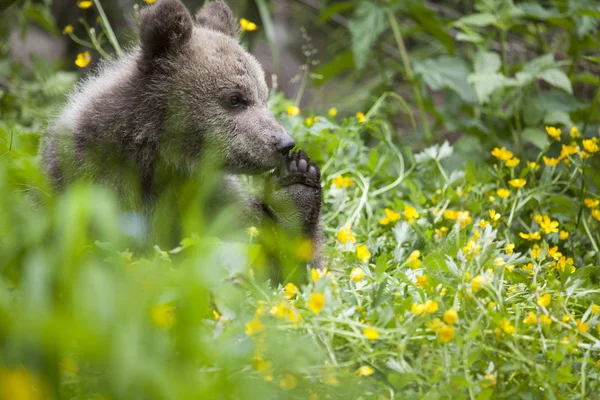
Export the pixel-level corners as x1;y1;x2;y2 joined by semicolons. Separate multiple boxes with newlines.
42;0;323;267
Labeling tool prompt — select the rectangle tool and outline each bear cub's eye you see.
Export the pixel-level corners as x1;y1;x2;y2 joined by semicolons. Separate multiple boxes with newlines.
228;93;247;109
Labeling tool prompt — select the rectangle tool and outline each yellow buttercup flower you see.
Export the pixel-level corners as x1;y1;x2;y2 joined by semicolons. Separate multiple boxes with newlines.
537;293;551;307
151;303;175;329
63;25;74;35
505;243;515;254
545;126;561;141
443;308;458;324
535;214;559;234
240;18;258;31
305;117;314;127
570;126;580;138
337;224;356;243
438;325;454;343
592;304;600;315
471;275;484;292
144;0;156;3
411;303;425;315
308;293;325;314
584;198;599;209
284;282;299;299
379;208;401;225
543;156;560;167
328;107;338;117
519;231;541;240
407;250;422;268
489;209;501;222
528;161;539;170
331;175;353;188
287;105;300;117
508;178;526;188
245;318;264;335
75;51;91;68
350;267;365;282
540;314;552;326
404;205;419;223
560;230;569;240
247;226;259;238
356;244;371;263
363;327;379;340
592;209;600;221
576;319;589;333
491;147;514;161
357;366;374;377
356;112;366;123
496;188;510;199
500;319;515;335
424;300;438;314
280;374;297;391
523;312;537;324
582;138;599;153
435;226;448;237
416;274;428;289
505;157;520;167
77;1;93;9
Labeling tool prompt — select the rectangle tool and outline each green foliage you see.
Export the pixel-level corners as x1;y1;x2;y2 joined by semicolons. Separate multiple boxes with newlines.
1;0;600;399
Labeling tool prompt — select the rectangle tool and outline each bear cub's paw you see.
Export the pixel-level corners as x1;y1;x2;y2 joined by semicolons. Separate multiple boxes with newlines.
277;150;321;189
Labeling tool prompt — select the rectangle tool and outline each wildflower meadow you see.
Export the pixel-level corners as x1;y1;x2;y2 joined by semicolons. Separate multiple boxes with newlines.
2;0;600;399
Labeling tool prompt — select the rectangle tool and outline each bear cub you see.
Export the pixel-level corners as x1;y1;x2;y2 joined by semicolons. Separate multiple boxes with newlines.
42;0;323;267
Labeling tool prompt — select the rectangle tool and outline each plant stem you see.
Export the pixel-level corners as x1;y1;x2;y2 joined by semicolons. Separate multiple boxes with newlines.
387;10;432;143
93;0;123;56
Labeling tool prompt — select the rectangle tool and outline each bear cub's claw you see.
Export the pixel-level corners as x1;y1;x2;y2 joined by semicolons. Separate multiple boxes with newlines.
277;150;321;189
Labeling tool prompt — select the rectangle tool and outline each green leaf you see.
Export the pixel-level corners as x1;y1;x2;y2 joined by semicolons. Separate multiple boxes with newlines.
468;52;516;104
348;2;388;71
414;57;477;104
453;13;497;27
318;1;355;23
522;128;549;150
314;51;354;85
406;4;455;54
539;68;573;94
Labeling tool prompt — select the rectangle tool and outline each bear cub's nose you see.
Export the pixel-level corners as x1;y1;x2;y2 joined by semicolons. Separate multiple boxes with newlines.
275;137;296;154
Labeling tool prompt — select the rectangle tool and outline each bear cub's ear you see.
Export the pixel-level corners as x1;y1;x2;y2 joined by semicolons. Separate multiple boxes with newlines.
195;0;238;38
138;0;193;59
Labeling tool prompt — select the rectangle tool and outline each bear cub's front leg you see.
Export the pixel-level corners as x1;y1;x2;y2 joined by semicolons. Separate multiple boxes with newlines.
266;150;323;266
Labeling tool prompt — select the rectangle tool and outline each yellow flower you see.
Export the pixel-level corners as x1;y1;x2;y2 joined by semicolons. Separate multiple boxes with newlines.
416;274;428;289
411;303;426;315
331;175;353;188
245;318;265;335
356;112;366;123
482;374;497;387
363;327;379;340
519;231;541;240
0;368;41;400
379;208;401;225
424;300;438;314
562;314;573;323
489;209;501;222
305;117;314;127
505;243;515;254
528;161;539;170
63;25;74;35
539;314;552;326
500;319;515;335
560;144;578;160
350;267;365;282
77;1;93;9
328;107;338;117
311;268;320;283
240;18;258;31
592;304;600;315
488;301;497;309
337;224;356;243
280;374;297;391
491;147;514;161
584;198;599;209
593;209;600;221
576;319;589;333
284;282;299;299
443;308;458;324
545;126;561;141
523;312;537;324
438;325;454;343
75;51;91;68
508;178;526;188
548;246;562;260
570;126;580;138
536;215;559;234
496;188;510;199
560;230;569;240
286;105;301;117
435;226;448;237
407;250;422;269
246;226;260;238
356;244;371;263
543;156;560;167
151;303;175;329
479;220;489;228
582;138;599;153
427;317;442;331
471;275;484;292
403;205;419;223
537;293;551;307
308;293;325;314
505;157;520;167
357;366;374;377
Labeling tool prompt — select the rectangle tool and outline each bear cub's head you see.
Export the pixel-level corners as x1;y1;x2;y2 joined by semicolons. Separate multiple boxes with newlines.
138;0;295;174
